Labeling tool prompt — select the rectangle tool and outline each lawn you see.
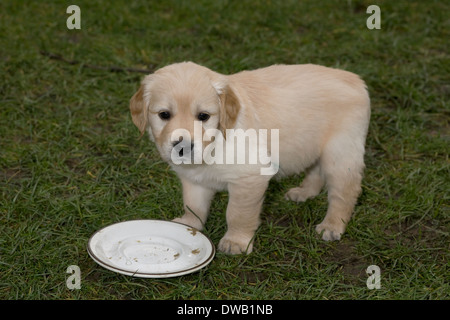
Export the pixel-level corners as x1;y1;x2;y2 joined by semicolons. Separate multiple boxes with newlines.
0;0;448;300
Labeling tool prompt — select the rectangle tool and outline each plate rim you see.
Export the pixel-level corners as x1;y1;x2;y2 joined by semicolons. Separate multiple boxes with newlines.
87;219;215;278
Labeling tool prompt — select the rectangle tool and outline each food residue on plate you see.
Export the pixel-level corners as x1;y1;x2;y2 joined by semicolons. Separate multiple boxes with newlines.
187;227;197;236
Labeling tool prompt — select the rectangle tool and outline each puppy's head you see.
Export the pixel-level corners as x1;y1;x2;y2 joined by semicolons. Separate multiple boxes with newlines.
129;62;241;164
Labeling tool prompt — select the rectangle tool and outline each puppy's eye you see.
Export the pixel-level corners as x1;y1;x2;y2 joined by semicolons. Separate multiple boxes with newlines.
158;111;171;120
197;112;210;121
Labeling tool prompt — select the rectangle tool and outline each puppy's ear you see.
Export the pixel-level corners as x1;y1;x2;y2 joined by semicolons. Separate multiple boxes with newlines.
129;84;148;136
213;81;241;138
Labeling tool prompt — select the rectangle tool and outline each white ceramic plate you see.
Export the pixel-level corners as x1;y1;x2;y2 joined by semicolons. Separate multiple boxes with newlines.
87;220;215;278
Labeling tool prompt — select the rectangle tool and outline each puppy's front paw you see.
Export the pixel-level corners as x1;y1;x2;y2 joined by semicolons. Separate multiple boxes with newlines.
172;216;203;231
315;220;345;241
218;234;253;255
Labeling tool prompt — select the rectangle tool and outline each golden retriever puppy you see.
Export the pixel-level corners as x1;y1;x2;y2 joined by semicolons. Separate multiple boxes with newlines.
129;62;370;254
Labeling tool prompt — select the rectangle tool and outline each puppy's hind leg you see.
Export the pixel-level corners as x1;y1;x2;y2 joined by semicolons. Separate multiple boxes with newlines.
315;137;365;241
285;162;324;202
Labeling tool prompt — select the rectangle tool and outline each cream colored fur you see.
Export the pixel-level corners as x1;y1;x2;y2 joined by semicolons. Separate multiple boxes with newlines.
129;62;370;254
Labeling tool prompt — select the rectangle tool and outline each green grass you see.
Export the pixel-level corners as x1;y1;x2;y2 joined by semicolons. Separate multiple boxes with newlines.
0;0;448;299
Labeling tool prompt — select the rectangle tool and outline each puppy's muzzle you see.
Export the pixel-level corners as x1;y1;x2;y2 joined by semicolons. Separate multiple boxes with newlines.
172;139;194;158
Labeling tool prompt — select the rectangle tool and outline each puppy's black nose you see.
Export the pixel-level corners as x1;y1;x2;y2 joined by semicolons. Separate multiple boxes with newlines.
172;140;194;157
